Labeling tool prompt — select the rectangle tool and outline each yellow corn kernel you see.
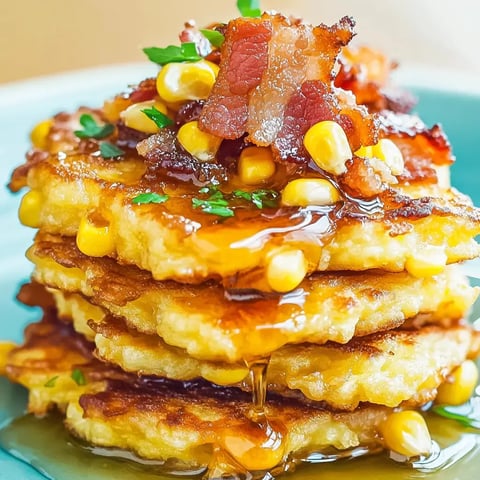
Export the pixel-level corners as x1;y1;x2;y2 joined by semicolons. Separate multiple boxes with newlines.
238;147;276;185
303;120;352;175
354;145;373;158
30;119;53;149
103;97;132;123
405;246;447;278
156;60;219;104
0;341;16;375
177;120;222;161
436;360;479;406
120;100;169;134
203;367;249;386
381;411;432;458
281;178;341;207
18;190;43;228
266;249;308;293
76;215;115;258
372;139;404;175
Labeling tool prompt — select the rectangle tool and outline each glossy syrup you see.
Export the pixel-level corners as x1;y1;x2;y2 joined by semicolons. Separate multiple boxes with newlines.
1;376;480;480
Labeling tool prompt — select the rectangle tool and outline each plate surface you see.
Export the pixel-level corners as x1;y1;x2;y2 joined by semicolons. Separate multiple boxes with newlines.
0;65;479;480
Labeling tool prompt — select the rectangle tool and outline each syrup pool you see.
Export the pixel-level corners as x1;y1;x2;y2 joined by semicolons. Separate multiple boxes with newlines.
1;376;480;480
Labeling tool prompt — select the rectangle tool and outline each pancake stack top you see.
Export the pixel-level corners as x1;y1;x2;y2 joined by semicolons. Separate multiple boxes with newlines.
3;11;480;478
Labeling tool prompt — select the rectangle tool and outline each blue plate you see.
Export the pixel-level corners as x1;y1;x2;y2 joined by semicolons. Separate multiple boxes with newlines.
0;65;479;479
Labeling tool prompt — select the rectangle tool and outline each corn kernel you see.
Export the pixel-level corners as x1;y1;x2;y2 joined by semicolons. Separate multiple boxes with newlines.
203;367;249;386
18;190;43;228
238;147;276;185
405;246;447;278
381;411;432;458
156;60;219;104
303;120;352;175
76;215;115;258
372;139;404;175
120;100;169;134
436;360;479;406
354;145;373;158
30;119;53;149
103;97;132;123
281;178;341;207
266;249;307;293
0;341;16;375
177;121;222;161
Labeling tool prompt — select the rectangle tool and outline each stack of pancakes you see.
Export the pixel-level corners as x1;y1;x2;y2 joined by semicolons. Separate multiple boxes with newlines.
4;12;480;478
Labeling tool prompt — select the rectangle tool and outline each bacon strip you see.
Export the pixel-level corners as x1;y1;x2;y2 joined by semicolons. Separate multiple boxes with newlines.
199;18;272;139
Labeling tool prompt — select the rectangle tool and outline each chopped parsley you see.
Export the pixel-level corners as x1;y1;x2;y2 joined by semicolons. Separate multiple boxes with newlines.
233;189;279;209
141;106;173;129
192;186;278;217
44;376;59;388
99;142;125;159
192;187;234;217
200;29;225;48
74;114;114;140
432;398;480;429
143;42;201;65
71;368;87;386
237;0;262;17
132;192;169;205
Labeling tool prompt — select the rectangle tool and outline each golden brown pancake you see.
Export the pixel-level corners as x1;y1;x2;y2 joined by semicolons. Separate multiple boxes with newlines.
29;233;478;362
10;146;480;285
2;312;412;472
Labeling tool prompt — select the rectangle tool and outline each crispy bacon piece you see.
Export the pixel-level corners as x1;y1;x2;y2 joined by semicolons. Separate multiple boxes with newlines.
137;128;227;184
379;111;454;184
274;81;377;163
128;78;157;103
336;47;416;113
199;18;273;139
200;15;376;166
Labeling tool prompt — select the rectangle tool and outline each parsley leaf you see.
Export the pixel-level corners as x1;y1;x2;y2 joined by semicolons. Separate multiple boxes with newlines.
200;29;225;48
71;368;86;386
44;376;59;388
432;399;480;429
132;193;169;205
192;186;234;217
143;42;201;65
74;114;114;140
237;0;262;17
233;189;279;208
141;106;173;129
99;142;125;159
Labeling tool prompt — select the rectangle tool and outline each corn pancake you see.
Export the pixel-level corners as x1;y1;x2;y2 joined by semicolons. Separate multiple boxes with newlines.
75;312;479;410
29;234;478;362
3;313;417;470
10;146;480;286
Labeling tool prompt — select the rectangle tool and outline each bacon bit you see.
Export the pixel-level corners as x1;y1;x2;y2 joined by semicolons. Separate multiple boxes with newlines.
175;100;205;126
137;129;227;184
199;18;272;139
274;80;377;163
179;21;212;57
117;123;149;150
129;78;157;103
339;157;386;198
379;111;453;184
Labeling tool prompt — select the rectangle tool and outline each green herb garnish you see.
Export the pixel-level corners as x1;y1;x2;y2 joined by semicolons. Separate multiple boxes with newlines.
432;398;480;429
200;29;225;48
74;114;114;140
233;189;279;209
44;376;59;388
132;192;169;205
237;0;262;17
71;368;86;386
99;142;125;159
143;42;201;65
141;106;174;129
192;186;234;217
